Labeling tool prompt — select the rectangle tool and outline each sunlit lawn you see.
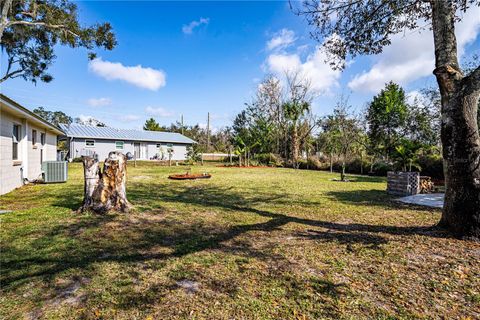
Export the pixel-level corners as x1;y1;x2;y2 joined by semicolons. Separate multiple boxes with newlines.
1;162;479;319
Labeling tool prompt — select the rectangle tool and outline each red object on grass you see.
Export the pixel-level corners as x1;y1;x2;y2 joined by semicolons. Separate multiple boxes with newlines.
168;173;211;180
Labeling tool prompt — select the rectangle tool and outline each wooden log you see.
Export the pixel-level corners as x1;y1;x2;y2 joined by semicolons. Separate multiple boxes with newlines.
79;151;131;213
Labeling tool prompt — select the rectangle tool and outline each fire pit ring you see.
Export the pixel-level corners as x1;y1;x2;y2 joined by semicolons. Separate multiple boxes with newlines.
168;173;211;180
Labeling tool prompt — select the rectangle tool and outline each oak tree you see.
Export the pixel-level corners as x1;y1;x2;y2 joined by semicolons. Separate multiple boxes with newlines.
297;0;480;239
0;0;116;83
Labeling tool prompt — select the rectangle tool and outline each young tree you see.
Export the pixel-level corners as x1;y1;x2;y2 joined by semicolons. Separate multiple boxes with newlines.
297;0;480;239
323;97;362;181
366;82;408;161
1;0;116;84
255;75;284;154
143;118;162;131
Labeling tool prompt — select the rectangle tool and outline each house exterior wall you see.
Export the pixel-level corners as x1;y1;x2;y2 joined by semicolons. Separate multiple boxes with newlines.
27;123;58;179
0;108;59;195
70;138;188;161
70;138;190;161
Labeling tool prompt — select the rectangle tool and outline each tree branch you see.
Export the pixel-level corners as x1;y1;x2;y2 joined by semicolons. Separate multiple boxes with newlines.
6;20;80;38
0;0;13;42
0;69;24;84
463;65;480;94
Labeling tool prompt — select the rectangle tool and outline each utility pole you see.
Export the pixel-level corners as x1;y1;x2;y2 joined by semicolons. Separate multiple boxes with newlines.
181;114;184;135
206;112;210;153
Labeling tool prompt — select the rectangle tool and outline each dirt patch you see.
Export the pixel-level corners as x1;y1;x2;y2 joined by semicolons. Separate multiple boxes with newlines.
176;280;200;294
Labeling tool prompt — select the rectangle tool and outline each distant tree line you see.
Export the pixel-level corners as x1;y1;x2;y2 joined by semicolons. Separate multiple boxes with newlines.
230;76;454;180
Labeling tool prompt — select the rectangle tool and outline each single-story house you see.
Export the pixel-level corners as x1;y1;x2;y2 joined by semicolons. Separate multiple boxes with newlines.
0;94;64;195
60;123;196;161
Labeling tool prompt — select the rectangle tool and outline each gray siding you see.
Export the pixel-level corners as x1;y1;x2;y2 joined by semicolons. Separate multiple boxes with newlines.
70;138;190;161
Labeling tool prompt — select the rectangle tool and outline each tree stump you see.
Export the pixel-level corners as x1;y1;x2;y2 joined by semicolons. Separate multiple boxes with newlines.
79;151;131;213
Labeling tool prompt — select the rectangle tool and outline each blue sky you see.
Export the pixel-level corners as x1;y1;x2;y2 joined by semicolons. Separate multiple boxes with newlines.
1;1;480;131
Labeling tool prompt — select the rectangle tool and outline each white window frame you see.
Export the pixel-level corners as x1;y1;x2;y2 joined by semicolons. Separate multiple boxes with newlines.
40;132;46;145
85;140;95;148
115;141;124;149
12;123;21;161
32;129;37;146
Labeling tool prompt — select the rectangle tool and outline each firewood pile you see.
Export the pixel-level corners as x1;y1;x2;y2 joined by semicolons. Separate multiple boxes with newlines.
420;176;434;194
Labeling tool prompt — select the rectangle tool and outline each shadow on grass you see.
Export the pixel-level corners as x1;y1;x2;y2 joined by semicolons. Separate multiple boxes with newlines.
325;189;441;211
1;181;450;316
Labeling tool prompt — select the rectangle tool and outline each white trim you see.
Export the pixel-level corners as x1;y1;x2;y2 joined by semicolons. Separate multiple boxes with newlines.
0;96;64;135
85;139;95;148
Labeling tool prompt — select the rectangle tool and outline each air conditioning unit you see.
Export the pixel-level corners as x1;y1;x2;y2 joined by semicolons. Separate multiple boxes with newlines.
42;161;68;183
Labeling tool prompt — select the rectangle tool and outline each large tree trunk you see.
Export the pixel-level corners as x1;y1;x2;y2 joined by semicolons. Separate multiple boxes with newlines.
431;1;480;239
79;151;131;213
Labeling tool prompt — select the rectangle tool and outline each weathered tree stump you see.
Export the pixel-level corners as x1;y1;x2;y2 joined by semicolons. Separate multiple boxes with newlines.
79;151;131;213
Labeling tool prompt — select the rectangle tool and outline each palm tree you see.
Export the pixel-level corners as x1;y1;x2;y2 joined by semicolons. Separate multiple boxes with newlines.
283;100;310;167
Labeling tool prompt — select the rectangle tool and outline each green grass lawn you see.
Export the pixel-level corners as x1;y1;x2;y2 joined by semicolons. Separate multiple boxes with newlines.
1;163;479;319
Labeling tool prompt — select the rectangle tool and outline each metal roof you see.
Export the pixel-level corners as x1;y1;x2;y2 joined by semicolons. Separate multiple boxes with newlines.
60;123;196;144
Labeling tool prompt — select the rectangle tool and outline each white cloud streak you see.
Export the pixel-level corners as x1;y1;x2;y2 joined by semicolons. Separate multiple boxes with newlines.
145;106;174;117
119;114;141;122
87;97;112;107
182;17;210;34
267;29;296;51
89;58;166;91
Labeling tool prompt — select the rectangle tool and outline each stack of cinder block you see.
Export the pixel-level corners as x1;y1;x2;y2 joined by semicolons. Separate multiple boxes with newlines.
387;171;420;196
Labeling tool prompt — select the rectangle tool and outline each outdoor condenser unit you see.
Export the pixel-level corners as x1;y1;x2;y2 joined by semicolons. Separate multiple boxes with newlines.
42;161;68;183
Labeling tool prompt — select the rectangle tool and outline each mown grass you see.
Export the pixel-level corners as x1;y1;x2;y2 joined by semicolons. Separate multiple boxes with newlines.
0;162;479;319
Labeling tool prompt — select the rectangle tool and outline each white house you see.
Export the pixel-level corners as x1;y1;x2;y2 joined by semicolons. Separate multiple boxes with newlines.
0;94;64;195
60;123;196;162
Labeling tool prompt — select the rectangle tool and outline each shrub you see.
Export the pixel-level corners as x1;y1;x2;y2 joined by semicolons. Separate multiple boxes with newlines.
345;158;371;174
253;153;284;167
372;161;394;176
418;154;444;179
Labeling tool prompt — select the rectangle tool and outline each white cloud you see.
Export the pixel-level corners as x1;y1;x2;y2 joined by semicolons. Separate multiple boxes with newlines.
266;45;341;93
89;58;166;91
87;97;112;107
182;17;209;34
77;115;105;127
348;7;480;93
78;115;94;123
145;106;174;117
119;114;141;122
267;29;296;51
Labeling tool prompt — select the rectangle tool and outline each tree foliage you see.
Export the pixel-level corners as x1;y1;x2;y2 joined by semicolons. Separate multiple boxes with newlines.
0;0;116;83
295;0;477;70
366;82;408;160
33;106;72;126
320;96;363;180
143;118;163;131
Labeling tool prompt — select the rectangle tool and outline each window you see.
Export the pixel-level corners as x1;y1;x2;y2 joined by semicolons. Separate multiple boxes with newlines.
167;143;173;148
85;140;95;147
32;129;37;146
40;133;46;145
156;143;161;149
12;124;20;160
115;141;124;149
